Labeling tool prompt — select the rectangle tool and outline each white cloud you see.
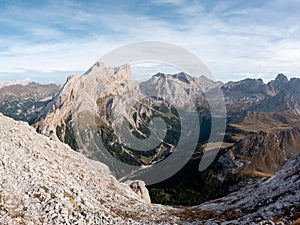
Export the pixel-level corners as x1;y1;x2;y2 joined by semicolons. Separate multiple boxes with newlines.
0;0;300;83
150;0;184;6
0;78;31;88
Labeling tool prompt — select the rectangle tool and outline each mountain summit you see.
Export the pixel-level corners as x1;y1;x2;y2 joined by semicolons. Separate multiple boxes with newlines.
275;73;289;83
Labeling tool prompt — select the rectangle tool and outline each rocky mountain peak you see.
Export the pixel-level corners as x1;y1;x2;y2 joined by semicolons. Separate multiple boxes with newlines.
152;72;167;80
257;78;264;83
275;73;289;83
152;72;192;83
172;72;191;84
111;63;133;82
224;77;266;90
83;61;107;76
35;63;136;141
83;61;132;81
288;77;300;90
267;73;289;92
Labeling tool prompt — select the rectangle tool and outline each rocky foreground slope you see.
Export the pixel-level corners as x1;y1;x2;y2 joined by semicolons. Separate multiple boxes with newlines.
190;154;300;224
0;113;176;224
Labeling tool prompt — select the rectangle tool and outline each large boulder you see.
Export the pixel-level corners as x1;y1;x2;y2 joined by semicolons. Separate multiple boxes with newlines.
126;180;151;204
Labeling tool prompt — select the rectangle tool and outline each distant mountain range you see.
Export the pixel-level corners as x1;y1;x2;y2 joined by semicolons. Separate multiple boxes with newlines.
0;82;59;124
0;78;31;88
1;61;300;211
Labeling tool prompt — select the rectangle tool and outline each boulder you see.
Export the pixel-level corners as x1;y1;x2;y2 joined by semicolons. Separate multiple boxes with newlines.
126;180;151;204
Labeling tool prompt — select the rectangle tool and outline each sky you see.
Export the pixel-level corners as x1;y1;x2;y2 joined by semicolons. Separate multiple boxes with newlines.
0;0;300;84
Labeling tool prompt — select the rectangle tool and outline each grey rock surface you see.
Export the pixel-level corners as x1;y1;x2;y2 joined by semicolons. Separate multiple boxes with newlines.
125;180;151;204
193;154;300;224
0;113;178;224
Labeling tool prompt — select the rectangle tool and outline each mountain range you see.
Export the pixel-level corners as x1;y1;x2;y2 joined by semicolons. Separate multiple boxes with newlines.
0;82;59;124
31;62;300;203
0;61;300;223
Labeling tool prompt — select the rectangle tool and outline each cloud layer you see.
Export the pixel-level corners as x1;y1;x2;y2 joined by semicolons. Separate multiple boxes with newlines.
0;0;300;83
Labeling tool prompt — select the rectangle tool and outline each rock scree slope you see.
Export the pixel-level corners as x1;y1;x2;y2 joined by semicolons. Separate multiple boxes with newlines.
0;113;179;224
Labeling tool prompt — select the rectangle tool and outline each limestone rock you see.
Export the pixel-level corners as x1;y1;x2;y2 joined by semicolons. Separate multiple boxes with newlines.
126;180;151;204
0;113;176;224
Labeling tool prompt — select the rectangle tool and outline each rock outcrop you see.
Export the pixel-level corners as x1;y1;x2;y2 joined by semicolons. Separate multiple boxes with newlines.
125;180;151;204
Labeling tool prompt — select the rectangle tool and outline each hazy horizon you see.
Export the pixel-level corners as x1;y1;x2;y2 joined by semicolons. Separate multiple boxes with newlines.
0;63;295;86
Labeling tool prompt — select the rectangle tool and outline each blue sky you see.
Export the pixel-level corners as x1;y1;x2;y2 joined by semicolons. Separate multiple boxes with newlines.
0;0;300;84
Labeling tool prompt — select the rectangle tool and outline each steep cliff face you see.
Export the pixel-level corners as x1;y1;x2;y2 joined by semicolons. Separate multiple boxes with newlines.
140;72;207;110
36;62;132;139
35;63;141;166
222;78;274;111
